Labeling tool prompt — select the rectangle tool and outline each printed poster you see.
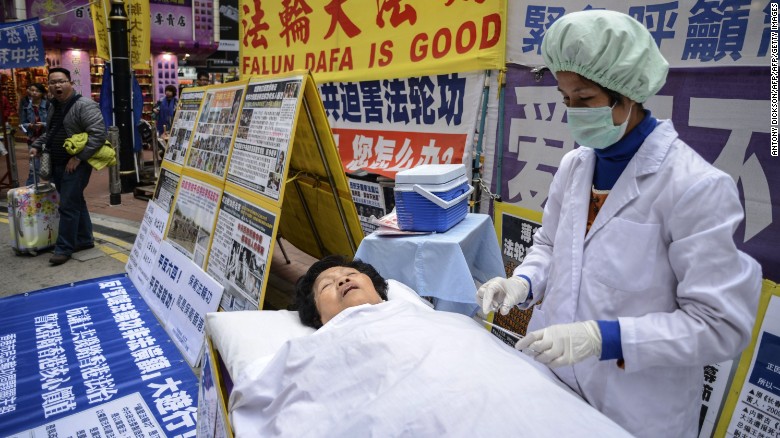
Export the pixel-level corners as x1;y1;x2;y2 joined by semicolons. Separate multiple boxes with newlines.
125;201;169;298
490;201;542;343
207;191;277;311
166;176;221;269
0;275;198;437
323;72;482;179
507;1;771;68
196;341;230;438
165;88;204;166
699;360;735;438
227;76;301;202
152;167;181;215
186;84;246;179
348;178;387;236
723;294;780;437
147;241;224;366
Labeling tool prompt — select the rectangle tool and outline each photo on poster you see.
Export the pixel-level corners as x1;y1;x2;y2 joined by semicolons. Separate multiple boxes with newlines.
186;86;245;179
348;178;387;236
206;190;277;311
164;88;204;165
152;167;181;214
166;176;221;268
227;76;301;201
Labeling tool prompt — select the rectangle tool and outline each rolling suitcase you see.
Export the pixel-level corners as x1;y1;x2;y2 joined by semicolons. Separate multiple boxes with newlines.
7;160;60;255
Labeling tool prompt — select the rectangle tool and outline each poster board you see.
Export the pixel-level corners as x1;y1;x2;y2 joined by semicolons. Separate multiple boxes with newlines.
0;275;199;437
207;188;280;312
131;71;364;318
196;337;233;438
164;87;206;168
488;201;542;343
715;280;780;438
276;72;364;260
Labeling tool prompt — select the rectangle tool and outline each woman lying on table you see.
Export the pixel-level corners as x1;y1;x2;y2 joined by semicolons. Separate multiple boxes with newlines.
228;255;631;437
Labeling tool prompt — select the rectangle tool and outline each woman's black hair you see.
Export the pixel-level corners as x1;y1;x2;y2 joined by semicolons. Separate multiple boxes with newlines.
164;84;177;95
295;255;388;329
30;83;46;94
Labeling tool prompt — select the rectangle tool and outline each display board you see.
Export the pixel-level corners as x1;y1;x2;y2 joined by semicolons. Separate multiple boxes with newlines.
164;87;206;167
488;201;542;343
129;71;364;319
716;281;780;438
0;275;199;438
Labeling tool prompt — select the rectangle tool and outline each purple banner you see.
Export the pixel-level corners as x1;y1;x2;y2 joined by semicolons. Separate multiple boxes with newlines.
31;2;94;38
498;64;777;281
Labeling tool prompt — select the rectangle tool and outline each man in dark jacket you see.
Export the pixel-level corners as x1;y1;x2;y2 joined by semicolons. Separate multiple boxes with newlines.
30;67;107;266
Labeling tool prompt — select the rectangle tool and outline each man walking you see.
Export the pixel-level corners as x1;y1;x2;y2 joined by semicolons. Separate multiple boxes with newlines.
30;67;106;266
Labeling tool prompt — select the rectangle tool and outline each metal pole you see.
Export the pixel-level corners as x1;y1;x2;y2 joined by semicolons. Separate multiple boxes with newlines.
107;126;122;205
109;0;136;193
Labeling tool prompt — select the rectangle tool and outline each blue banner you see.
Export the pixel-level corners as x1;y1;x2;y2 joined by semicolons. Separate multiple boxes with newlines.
0;18;46;69
0;274;198;437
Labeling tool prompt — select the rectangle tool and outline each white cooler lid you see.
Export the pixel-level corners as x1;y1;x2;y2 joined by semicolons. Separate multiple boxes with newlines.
395;164;467;186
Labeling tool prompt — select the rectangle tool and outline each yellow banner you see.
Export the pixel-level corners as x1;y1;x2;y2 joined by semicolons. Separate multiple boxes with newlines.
91;0;151;69
126;0;151;69
91;0;111;60
240;0;506;83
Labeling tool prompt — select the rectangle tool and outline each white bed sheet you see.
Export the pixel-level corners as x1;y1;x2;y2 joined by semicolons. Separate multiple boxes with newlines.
229;299;631;437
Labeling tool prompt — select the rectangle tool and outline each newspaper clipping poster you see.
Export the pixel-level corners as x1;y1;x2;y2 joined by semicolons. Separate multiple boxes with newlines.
348;178;386;236
186;85;245;179
724;295;780;437
166;176;221;269
152;167;181;214
227;76;301;201
126;201;168;298
207;191;276;311
165;88;204;165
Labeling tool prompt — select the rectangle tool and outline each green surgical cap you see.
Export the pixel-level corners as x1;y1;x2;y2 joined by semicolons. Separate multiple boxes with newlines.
541;10;669;103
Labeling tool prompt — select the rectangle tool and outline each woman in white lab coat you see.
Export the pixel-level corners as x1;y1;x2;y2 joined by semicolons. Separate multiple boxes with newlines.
476;10;761;437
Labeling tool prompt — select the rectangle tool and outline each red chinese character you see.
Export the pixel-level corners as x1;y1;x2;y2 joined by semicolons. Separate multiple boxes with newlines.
376;0;416;28
279;0;313;46
242;0;270;49
323;0;360;39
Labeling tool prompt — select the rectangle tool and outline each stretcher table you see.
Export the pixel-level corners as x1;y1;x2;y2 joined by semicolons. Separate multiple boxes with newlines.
355;213;505;315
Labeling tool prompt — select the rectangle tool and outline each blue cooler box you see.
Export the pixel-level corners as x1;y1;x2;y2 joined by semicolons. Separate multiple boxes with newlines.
394;164;473;232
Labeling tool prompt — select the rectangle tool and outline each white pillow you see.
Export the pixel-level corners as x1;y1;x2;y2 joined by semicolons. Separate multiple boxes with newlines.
205;310;315;383
206;279;429;384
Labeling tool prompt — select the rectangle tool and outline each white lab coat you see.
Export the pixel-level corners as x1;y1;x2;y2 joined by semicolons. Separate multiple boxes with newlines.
517;120;761;437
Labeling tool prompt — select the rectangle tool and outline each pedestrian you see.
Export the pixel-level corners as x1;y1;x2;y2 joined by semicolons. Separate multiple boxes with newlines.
1;94;12;122
475;10;761;437
196;70;211;87
153;84;178;137
30;67;107;266
20;83;50;184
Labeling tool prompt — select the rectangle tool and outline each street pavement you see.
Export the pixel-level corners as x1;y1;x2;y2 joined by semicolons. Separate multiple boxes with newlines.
0;140;315;308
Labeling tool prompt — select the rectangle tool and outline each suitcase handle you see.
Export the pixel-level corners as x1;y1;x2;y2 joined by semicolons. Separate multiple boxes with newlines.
30;156;55;194
412;184;474;209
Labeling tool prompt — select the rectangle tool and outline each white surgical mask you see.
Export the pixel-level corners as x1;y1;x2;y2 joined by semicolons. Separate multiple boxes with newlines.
566;102;633;149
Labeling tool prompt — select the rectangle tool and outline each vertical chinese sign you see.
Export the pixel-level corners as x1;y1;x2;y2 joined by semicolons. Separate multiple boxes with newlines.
92;0;150;69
